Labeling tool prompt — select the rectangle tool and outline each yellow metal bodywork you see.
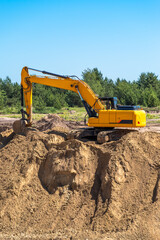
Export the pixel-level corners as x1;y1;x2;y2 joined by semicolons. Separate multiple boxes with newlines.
88;109;146;128
21;67;146;128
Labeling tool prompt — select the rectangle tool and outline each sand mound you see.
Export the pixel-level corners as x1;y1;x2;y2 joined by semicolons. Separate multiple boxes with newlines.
35;114;70;132
0;126;160;239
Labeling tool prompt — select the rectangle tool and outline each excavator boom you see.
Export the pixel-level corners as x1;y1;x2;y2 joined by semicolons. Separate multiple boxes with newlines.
21;67;104;123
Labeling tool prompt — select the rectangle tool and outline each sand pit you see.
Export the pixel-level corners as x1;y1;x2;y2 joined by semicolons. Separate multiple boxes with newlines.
0;115;160;239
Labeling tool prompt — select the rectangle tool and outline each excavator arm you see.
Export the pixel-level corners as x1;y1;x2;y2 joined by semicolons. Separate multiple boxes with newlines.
21;66;105;124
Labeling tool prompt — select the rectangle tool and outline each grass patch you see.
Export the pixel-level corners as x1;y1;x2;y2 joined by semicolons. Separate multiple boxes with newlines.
32;114;46;120
0;107;20;114
33;107;56;114
0;107;86;122
147;120;160;124
56;107;86;121
146;113;160;119
143;106;160;112
0;114;21;118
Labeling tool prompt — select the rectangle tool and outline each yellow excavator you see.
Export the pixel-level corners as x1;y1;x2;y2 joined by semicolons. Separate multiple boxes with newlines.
13;66;146;134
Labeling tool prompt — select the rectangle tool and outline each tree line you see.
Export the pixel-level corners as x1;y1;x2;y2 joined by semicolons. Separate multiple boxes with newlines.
0;68;159;113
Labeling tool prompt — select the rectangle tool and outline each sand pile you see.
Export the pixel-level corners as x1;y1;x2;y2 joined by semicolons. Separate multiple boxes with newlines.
0;119;160;239
35;114;70;132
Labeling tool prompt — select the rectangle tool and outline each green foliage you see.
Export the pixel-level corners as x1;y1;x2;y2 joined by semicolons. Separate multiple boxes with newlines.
138;72;159;90
115;79;139;105
33;84;67;111
146;113;160;119
0;68;159;114
65;91;82;107
33;107;56;114
1;77;14;98
145;88;159;107
103;78;115;97
0;90;7;109
82;68;104;96
33;96;46;112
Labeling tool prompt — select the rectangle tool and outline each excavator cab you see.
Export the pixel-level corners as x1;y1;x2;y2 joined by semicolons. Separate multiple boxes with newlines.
99;97;117;110
99;97;141;111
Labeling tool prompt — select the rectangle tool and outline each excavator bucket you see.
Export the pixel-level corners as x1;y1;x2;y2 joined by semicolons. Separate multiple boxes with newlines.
13;120;27;134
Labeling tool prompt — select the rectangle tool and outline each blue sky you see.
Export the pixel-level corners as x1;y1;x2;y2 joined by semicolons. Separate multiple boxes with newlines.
0;0;160;83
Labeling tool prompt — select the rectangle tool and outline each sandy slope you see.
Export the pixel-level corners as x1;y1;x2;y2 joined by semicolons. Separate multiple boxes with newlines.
0;115;160;240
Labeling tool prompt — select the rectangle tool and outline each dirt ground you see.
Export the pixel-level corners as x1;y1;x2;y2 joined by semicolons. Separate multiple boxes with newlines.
0;114;160;240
